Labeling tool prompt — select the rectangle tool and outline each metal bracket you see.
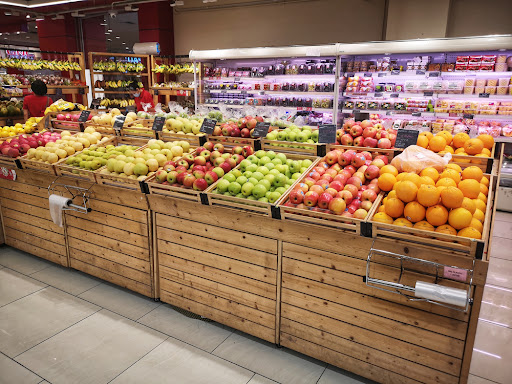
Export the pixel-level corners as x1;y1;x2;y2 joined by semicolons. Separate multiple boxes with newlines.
48;177;93;214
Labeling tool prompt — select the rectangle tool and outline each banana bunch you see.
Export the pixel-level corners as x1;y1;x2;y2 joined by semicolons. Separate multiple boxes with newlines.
99;98;135;108
0;58;81;71
151;63;195;75
93;61;117;72
93;61;146;73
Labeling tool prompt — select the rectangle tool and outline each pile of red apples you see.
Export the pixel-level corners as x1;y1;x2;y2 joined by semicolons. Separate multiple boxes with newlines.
214;115;264;138
336;119;397;149
0;132;60;158
284;149;389;219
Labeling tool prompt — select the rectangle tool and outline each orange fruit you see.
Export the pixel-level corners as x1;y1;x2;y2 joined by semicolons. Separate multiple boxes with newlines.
378;173;396;192
444;146;455;154
404;201;426;223
436;177;457;188
481;148;491;157
461;197;476;214
393;181;400;191
455;147;467;154
472;153;489;164
436;186;447;195
481;176;489;186
379;165;399;177
396;173;406;181
440;168;461;184
373;212;393;224
464;138;484;155
461;166;483;182
437;131;453;145
393;218;413;227
420;167;440;182
473;208;485;223
446;163;462;173
417;184;440;207
474;199;486;213
478;192;487;204
441;186;464;208
426;205;449;226
452;132;470;148
458;227;482;239
388;190;397;199
385;198;405;218
438;151;448;156
470;218;483;233
420;176;435;186
420;131;433;140
417;135;429;148
429;136;447;152
396;180;418;203
448;208;473;229
414;221;434;231
477;134;494;150
458;179;480;198
378;205;386;213
480;183;489;196
436;224;457;236
403;173;422;188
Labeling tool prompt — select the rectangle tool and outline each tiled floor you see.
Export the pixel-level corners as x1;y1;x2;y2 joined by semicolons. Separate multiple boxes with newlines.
0;211;510;384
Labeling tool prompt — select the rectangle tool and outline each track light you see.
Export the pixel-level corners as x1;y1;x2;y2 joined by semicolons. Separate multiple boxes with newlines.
71;11;85;17
52;14;64;20
170;0;184;7
203;0;217;3
124;5;139;11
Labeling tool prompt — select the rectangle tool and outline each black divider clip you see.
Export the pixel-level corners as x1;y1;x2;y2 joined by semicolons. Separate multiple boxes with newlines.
14;159;23;169
254;139;262;151
199;192;209;205
475;242;484;260
79;122;85;132
271;205;281;219
199;135;207;146
139;181;149;194
360;222;373;238
316;144;326;157
362;275;367;283
485;160;492;174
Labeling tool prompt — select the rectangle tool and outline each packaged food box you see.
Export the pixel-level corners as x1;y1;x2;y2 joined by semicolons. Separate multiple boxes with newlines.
469;56;482;64
480;64;495;71
495;63;508;72
497;86;508;95
455;64;468;71
499;78;510;86
468;64;481;71
475;86;485;94
464;86;475;94
497;55;507;63
456;56;469;63
485;86;496;94
482;55;497;64
465;78;476;86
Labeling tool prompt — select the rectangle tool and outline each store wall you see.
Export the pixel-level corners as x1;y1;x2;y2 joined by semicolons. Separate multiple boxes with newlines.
446;0;512;37
173;0;386;55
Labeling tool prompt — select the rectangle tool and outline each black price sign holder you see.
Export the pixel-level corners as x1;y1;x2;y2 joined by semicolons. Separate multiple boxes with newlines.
152;116;165;132
394;129;419;149
90;98;100;109
479;93;490;98
252;122;270;138
113;115;126;132
318;124;336;144
199;118;217;134
354;111;370;122
78;110;91;123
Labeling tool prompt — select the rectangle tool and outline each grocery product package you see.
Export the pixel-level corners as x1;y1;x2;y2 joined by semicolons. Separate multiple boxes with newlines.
391;145;452;173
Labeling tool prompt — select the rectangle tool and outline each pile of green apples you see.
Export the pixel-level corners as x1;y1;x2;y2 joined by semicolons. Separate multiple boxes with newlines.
97;139;192;181
212;150;313;203
64;145;136;172
265;125;319;149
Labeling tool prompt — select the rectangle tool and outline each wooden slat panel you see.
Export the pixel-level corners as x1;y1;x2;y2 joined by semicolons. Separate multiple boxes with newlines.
283;273;466;340
67;227;149;261
69;248;150;285
87;183;149;210
70;258;151;297
0;190;50;210
160;269;276;315
156;213;278;254
160;290;275;343
3;219;66;253
281;319;458;383
159;255;276;300
68;237;150;272
282;289;464;358
6;236;63;265
280;332;423;384
1;199;54;222
160;278;275;329
82;199;148;223
2;207;64;235
66;209;148;236
157;237;276;283
66;215;149;248
157;227;277;270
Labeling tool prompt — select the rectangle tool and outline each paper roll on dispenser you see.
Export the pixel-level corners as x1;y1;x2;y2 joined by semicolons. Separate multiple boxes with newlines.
415;281;468;307
49;194;72;228
133;42;160;55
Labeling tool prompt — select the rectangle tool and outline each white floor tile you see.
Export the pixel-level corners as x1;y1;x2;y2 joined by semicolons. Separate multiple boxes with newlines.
0;248;53;275
247;374;280;384
138;304;233;352
110;336;253;384
494;211;512;223
480;285;512;329
0;268;47;307
489;237;512;261
492;220;512;239
486;258;512;290
317;366;376;384
30;265;101;296
0;287;99;357
16;309;167;384
213;332;326;384
468;374;500;383
78;283;160;321
0;352;41;384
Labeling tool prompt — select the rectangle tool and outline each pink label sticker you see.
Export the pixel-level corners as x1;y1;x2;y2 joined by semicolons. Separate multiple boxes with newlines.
0;167;16;181
444;266;467;282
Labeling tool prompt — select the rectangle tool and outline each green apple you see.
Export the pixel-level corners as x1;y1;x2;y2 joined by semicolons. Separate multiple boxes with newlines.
258;197;269;203
241;182;254;196
268;191;281;203
247;164;258;172
251;171;264;181
258;156;271;166
246;195;256;200
252;184;267;199
292;172;301;180
289;161;301;173
239;159;251;171
255;150;266;159
266;151;276;159
269;169;280;176
256;166;269;175
232;169;242;178
276;153;287;163
301;159;313;168
228;182;242;195
243;171;253;178
236;176;248;185
273;173;288;187
271;158;283;166
247;155;258;163
266;131;278;140
276;187;286;194
275;164;286;174
216;179;230;193
286;131;297;142
266;191;272;199
259;179;271;190
248;177;259;185
224;173;236;183
264;162;275;170
311;130;319;142
235;193;244;199
277;130;287;141
264;174;275;185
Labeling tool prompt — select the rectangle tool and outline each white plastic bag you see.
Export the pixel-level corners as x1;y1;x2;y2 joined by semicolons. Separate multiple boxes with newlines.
391;145;452;173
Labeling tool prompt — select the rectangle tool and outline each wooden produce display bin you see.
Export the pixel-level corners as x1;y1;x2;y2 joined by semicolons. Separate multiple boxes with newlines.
0;170;68;266
122;119;157;140
206;135;260;151
261;138;325;157
158;131;207;146
65;181;156;298
149;196;281;343
326;144;397;161
444;146;496;173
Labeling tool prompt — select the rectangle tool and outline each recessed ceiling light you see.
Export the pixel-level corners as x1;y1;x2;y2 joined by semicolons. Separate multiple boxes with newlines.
26;14;30;18
122;42;126;44
115;36;120;39
4;11;12;15
16;31;20;34
107;38;112;41
107;29;112;32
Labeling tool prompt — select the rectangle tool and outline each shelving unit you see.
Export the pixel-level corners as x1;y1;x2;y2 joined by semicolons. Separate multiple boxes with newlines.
150;55;196;107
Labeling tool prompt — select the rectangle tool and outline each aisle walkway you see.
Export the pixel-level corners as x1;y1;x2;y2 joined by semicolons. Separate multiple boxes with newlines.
0;212;511;384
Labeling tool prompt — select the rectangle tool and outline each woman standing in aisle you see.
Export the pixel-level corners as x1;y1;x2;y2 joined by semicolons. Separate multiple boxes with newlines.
22;80;51;119
127;81;154;111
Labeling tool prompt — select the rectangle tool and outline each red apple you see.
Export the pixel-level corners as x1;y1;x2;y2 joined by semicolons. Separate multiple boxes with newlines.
333;174;348;185
193;170;205;179
378;138;392;149
338;151;354;166
194;156;207;166
371;159;385;169
205;171;218;185
324;151;338;165
315;179;330;190
242;146;254;157
376;130;388;140
329;180;344;192
241;128;251;138
351;154;367;168
361;189;377;202
344;184;359;198
341;211;354;218
363;127;377;139
328;198;346;214
324;187;338;197
353;208;368;219
367;183;380;194
364;165;380;180
309;184;325;196
360;200;373;211
344;165;356;175
353;172;365;184
308;171;321;181
296;183;309;193
375;155;389;165
363;137;378;148
340;134;354;146
350;125;363;137
337;190;353;205
347;176;363;189
303;177;316;188
360;120;373;129
183;174;196;188
317;192;333;210
203;141;215;151
353;136;364;146
193;178;208;191
231;154;244;164
289;189;305;204
213;143;225;153
304;191;319;207
219;162;231;174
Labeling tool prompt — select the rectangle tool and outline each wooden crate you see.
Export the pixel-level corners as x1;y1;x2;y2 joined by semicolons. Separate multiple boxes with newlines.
0;155;20;169
149;195;280;343
205;154;319;218
65;181;155;298
158;131;207;146
0;170;68;266
327;144;397;162
261;138;325;156
82;122;116;136
206;135;260;151
145;173;203;203
122;119;158;139
369;175;496;259
445;145;496;173
18;156;58;175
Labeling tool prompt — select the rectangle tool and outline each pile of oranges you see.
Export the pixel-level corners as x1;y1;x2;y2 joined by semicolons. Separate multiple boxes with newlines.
416;131;494;160
375;162;489;240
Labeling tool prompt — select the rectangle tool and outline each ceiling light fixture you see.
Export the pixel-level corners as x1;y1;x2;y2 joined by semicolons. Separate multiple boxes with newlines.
115;36;120;39
107;28;112;33
4;11;11;15
71;11;85;17
51;14;64;20
26;14;30;18
170;0;184;7
124;5;138;11
122;42;126;44
107;38;112;41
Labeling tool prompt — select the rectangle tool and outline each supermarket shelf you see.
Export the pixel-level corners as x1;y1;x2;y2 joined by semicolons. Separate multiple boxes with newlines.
151;87;194;91
495;136;512;143
94;90;132;94
203;103;333;113
207;89;255;94
208;89;335;96
343;71;512;78
203;74;335;81
264;90;336;96
93;71;149;76
340;108;512;120
342;91;512;99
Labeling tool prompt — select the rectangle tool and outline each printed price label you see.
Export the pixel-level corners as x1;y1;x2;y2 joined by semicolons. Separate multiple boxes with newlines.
391;69;400;75
252;122;270;138
412;112;422;117
77;110;90;123
423;91;434;96
416;70;426;75
390;93;399;98
318;124;336;144
463;114;474;119
199;118;217;134
394;129;419;149
443;267;468;282
429;71;440;77
479;93;490;98
378;72;386;77
346;72;355;78
0;167;16;181
152;116;165;132
234;77;241;82
364;72;373;77
176;90;187;96
154;89;159;95
112;115;126;130
78;88;85;95
374;92;383;97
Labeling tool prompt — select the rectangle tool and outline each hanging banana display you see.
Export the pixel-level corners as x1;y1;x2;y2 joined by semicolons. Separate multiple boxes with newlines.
152;63;196;75
0;58;82;71
99;98;135;108
93;61;145;73
94;80;143;90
